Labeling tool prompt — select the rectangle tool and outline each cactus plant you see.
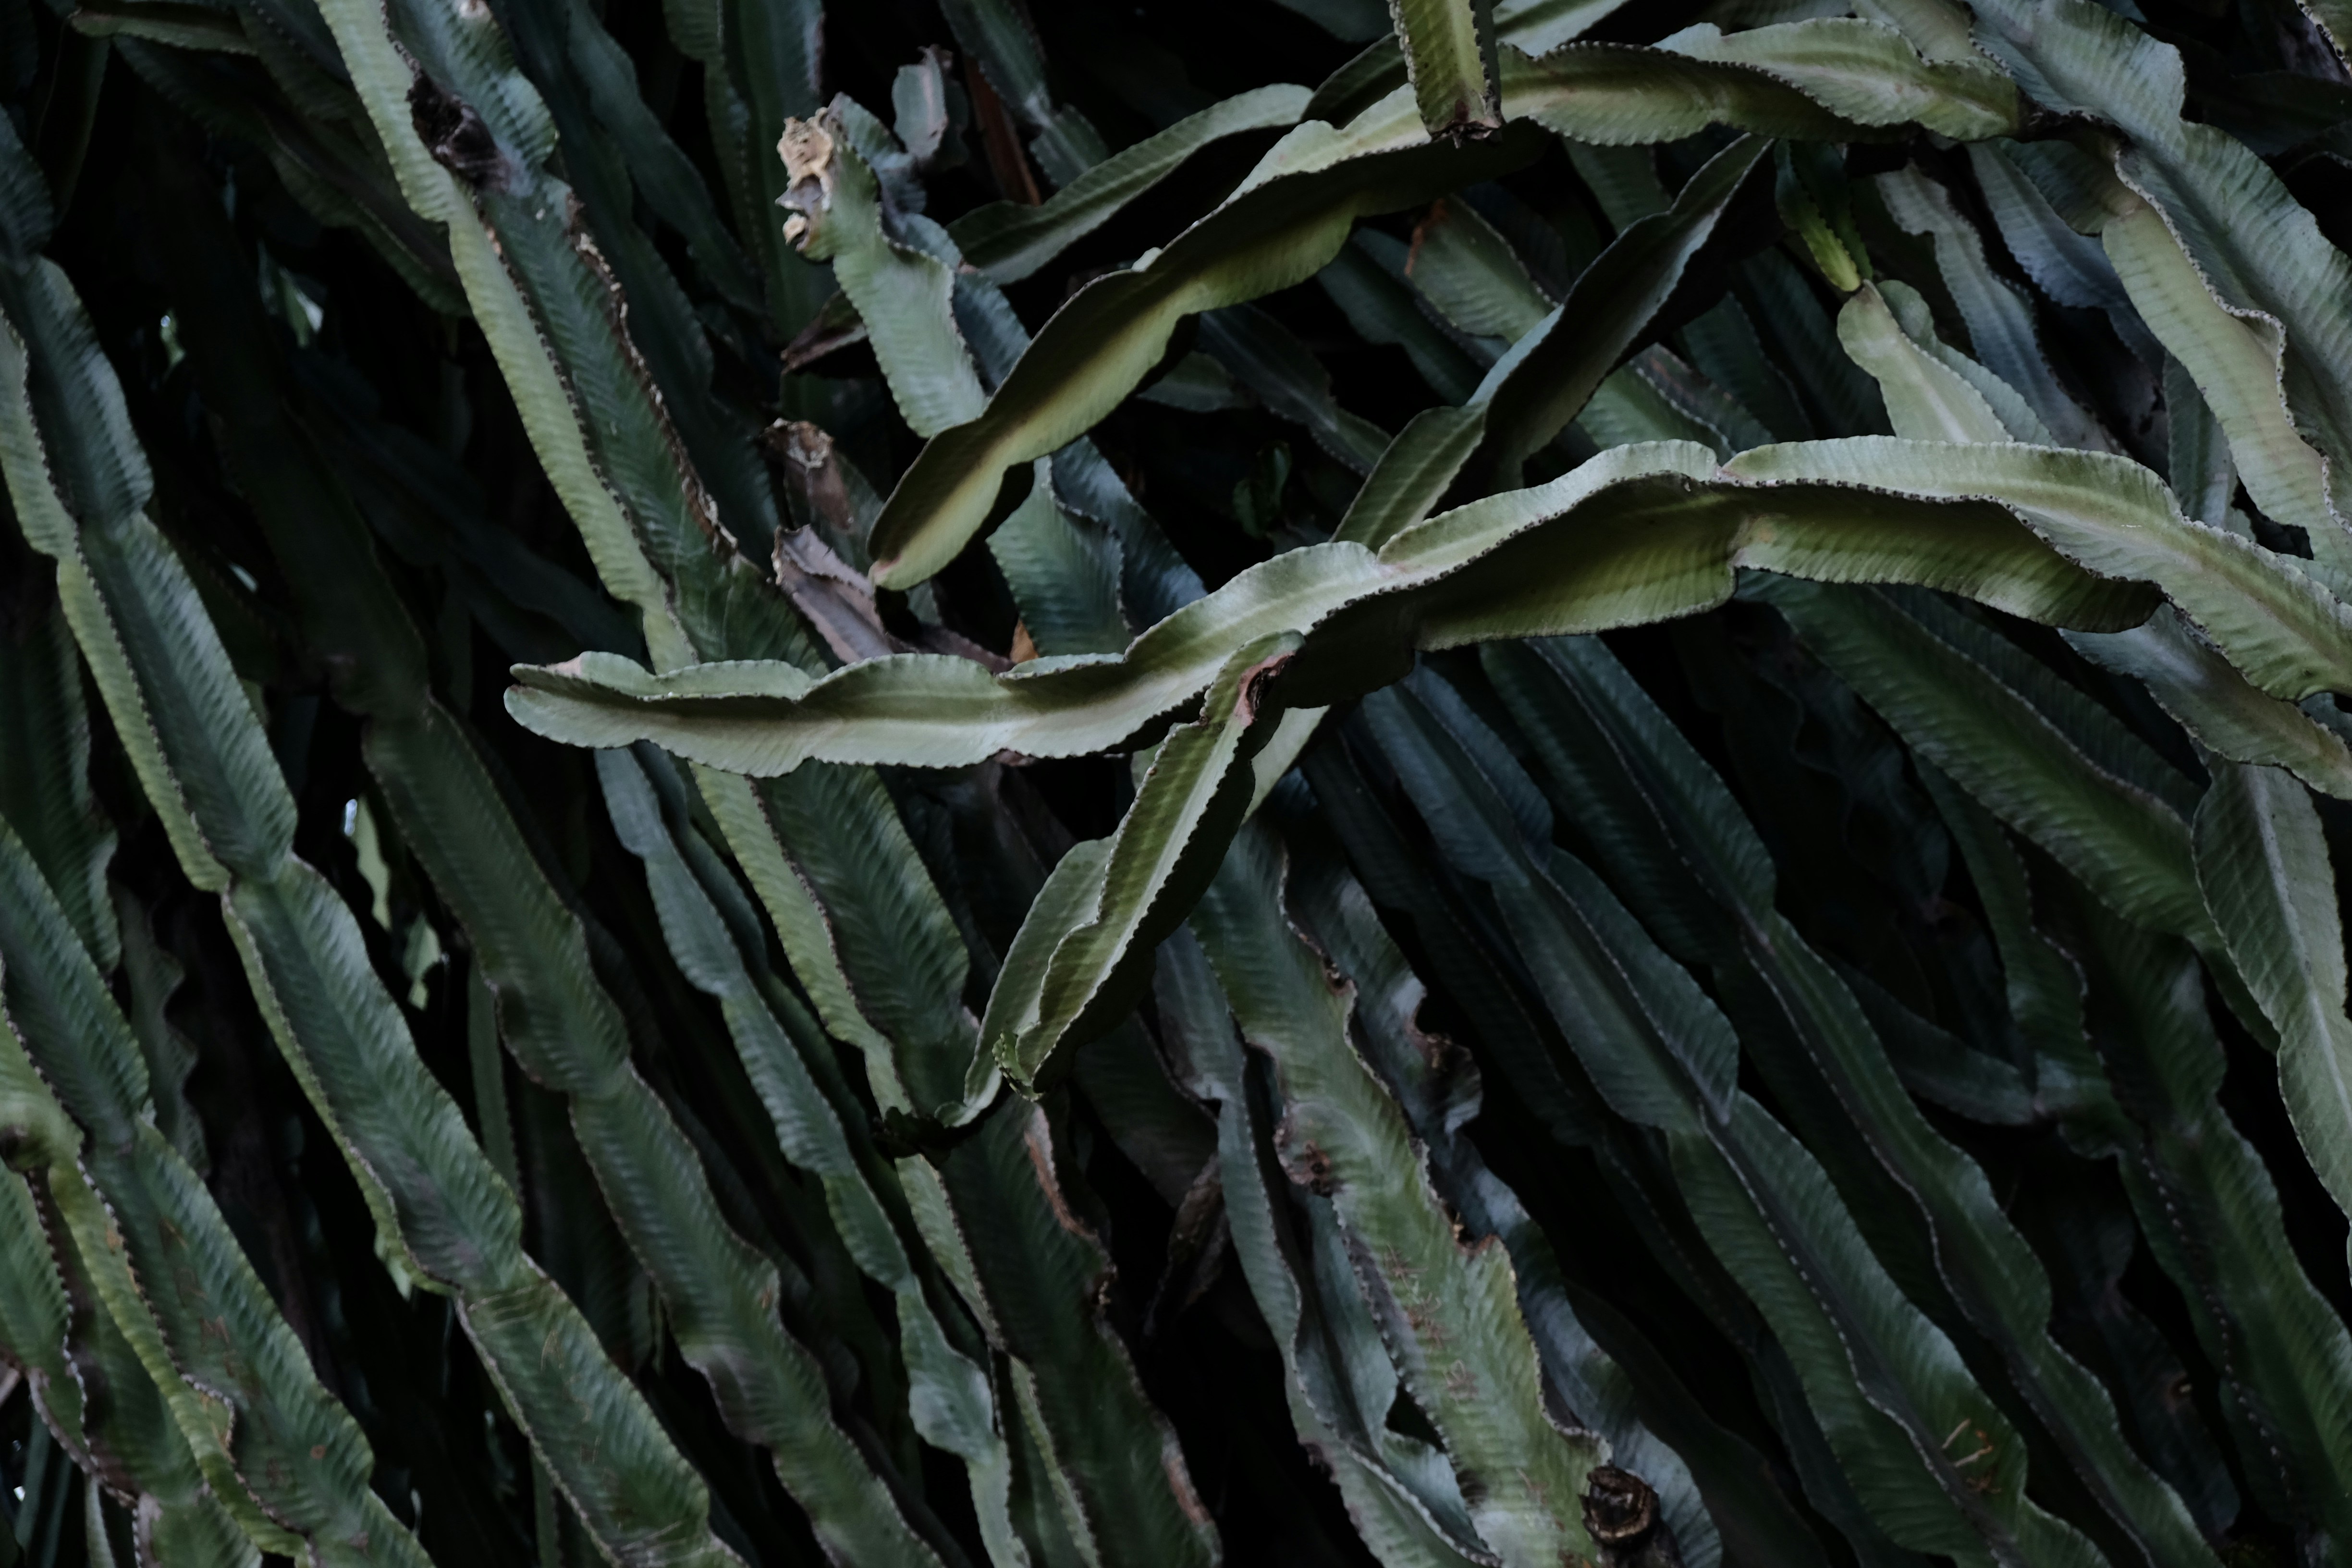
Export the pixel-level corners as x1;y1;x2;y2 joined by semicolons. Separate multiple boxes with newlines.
5;0;2352;1564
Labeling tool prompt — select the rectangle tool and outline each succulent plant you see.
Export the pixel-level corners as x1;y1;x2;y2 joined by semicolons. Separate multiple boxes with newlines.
4;0;2352;1565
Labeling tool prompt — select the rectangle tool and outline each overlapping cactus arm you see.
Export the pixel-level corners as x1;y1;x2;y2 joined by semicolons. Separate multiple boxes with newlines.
474;3;2352;1541
0;114;747;1568
1191;822;1607;1568
1348;675;2114;1564
0;1005;251;1568
297;0;1226;1549
1153;921;1507;1568
1296;712;1935;1563
0;587;276;1568
21;0;2352;1559
141;130;967;1568
597;746;1024;1567
510;441;2179;775
0;1125;257;1568
1478;635;2217;1565
858;19;2025;585
0;824;383;1566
